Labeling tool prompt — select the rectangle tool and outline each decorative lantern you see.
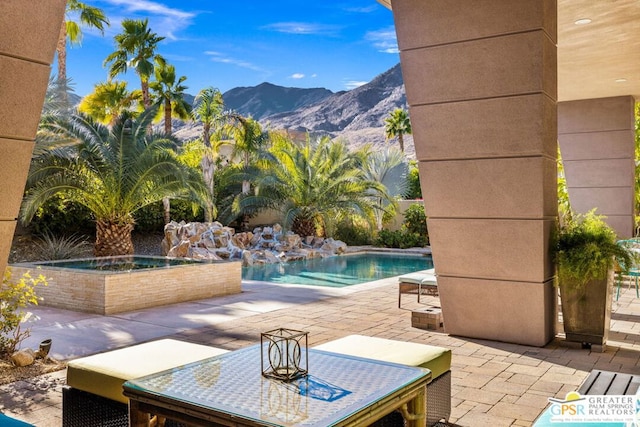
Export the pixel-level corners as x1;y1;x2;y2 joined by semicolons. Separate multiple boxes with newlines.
261;328;308;381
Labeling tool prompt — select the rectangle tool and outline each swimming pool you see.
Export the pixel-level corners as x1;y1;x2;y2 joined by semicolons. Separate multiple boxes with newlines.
243;252;433;287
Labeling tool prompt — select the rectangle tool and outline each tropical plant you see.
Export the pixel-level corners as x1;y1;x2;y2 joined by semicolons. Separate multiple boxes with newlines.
557;146;572;226
192;87;224;222
0;270;47;356
104;18;165;108
406;160;423;199
149;62;192;134
384;108;412;153
32;232;91;261
231;135;387;237
224;114;270;195
556;210;632;289
149;62;192;224
78;81;142;126
21;108;197;257
363;146;408;230
56;0;109;84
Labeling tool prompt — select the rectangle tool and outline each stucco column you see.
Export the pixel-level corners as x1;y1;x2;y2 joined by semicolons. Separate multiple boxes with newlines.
0;1;67;274
558;96;636;238
389;0;558;346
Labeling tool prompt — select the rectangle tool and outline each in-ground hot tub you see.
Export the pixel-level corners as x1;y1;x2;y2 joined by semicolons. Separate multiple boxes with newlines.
10;255;242;315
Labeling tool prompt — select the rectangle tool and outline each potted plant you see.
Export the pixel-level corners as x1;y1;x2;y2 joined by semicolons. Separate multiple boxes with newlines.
555;210;633;347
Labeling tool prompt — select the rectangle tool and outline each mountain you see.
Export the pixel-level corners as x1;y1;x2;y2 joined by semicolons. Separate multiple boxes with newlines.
222;83;333;120
173;63;413;155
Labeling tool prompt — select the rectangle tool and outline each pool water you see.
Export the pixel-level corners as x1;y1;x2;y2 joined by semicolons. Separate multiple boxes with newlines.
242;252;433;287
35;255;203;272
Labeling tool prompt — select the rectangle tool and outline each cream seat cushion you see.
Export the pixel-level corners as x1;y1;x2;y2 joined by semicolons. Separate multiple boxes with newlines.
314;334;451;380
67;339;228;404
398;269;437;285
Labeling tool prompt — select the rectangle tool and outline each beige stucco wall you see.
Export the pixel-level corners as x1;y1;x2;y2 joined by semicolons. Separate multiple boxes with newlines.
558;96;636;238
391;0;558;346
0;1;67;275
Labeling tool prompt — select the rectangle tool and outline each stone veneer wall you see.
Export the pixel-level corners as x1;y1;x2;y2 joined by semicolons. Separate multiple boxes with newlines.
0;1;67;274
558;96;636;238
388;0;558;346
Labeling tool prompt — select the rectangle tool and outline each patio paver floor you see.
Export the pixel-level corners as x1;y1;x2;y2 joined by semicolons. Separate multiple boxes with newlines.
1;276;638;426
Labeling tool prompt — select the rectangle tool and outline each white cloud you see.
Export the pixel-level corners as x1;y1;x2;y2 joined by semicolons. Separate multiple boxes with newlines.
344;5;378;13
264;22;339;36
365;27;399;54
100;0;196;40
344;80;368;90
204;51;263;72
290;73;305;79
311;74;318;78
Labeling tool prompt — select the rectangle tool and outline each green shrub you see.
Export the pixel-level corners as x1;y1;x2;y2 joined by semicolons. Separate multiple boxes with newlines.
405;160;422;200
33;232;91;260
334;219;373;246
374;203;429;249
403;203;428;238
0;269;47;356
134;200;205;233
27;195;93;235
374;229;427;249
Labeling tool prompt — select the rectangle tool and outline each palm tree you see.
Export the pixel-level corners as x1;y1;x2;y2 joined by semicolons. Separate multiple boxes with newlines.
149;63;191;134
224;114;269;194
232;135;387;237
363;147;409;230
56;0;109;84
103;18;165;109
192;87;224;222
149;62;191;224
22;108;196;257
78;81;142;126
384;108;412;153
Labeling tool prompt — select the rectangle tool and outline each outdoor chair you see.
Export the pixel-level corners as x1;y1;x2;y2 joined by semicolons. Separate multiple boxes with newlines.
615;239;640;300
398;269;438;307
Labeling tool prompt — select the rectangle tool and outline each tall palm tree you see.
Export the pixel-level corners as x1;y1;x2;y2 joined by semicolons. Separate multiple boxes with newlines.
149;63;191;134
384;108;412;153
149;62;191;224
22;108;196;257
233;135;387;237
56;0;109;84
192;87;224;222
104;18;165;108
78;81;142;126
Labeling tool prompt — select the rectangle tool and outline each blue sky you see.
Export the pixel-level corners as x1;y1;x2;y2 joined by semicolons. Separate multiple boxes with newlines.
63;0;400;97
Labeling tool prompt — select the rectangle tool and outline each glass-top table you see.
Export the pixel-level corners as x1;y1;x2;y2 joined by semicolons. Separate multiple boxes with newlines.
123;344;431;427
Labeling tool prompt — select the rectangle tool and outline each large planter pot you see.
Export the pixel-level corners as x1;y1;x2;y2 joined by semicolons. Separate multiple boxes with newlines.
559;269;614;346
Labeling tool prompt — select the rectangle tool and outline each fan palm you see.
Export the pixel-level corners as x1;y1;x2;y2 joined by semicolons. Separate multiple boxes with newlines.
22;108;196;257
363;147;409;230
384;108;412;153
233;135;387;237
56;0;109;84
104;18;165;108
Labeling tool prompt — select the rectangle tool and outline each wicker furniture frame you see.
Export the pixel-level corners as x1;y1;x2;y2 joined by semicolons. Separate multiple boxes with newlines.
124;345;431;427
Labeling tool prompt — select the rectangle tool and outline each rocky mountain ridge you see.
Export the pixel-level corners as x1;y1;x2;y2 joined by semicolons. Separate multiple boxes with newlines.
173;63;414;155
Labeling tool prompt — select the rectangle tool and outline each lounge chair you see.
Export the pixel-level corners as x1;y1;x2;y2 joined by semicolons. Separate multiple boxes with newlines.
398;269;438;307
